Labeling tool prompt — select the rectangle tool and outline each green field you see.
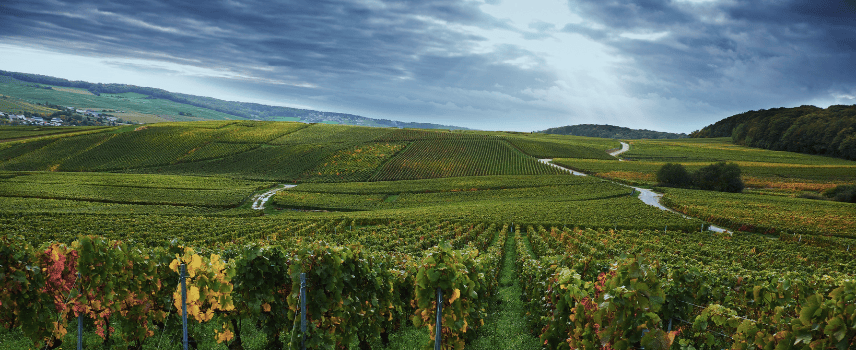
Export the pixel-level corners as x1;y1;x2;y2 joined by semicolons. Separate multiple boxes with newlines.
660;187;856;237
554;138;856;190
0;125;109;141
0;121;854;349
0;78;236;121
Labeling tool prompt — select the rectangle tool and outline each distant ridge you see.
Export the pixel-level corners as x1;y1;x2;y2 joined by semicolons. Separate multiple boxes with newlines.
691;104;856;161
0;70;467;130
539;124;687;139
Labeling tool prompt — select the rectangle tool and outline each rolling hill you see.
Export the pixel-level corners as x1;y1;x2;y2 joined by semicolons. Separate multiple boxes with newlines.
538;124;687;139
0;120;854;349
0;70;466;129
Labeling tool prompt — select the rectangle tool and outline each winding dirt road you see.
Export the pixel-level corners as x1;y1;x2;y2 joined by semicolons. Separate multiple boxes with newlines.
252;184;297;210
608;142;630;157
542;143;729;233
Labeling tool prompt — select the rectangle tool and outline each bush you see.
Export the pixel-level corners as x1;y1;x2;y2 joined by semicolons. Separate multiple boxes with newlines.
656;163;692;187
693;162;744;193
823;185;856;203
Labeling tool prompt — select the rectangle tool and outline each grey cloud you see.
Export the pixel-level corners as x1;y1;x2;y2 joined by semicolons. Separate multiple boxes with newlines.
522;20;556;40
1;0;558;119
566;0;856;123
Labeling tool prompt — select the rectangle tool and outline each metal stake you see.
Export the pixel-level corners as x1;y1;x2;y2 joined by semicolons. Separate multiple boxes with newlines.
77;272;83;350
300;273;307;350
435;287;443;350
77;312;83;350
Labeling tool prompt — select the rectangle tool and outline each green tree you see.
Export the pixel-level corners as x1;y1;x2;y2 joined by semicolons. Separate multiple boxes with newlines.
656;163;692;187
693;162;743;193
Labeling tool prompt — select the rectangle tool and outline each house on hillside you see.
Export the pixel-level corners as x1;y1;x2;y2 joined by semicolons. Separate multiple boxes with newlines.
50;117;63;126
31;117;45;125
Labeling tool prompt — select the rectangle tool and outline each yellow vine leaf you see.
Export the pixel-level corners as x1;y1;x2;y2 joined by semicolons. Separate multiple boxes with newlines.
215;325;234;343
448;288;461;305
169;259;180;273
188;254;203;278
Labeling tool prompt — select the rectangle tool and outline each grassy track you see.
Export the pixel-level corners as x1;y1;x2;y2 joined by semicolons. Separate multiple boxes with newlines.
468;228;541;350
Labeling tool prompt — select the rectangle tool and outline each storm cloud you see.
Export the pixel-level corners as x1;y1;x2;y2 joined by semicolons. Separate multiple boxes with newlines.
1;0;854;131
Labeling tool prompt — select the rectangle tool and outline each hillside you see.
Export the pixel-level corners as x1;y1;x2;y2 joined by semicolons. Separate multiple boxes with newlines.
691;104;856;160
0;122;619;182
539;124;687;139
1;121;855;349
0;70;466;129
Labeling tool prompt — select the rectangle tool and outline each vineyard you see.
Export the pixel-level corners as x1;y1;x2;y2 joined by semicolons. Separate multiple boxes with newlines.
660;187;856;238
370;140;564;180
0;95;61;115
0;171;273;208
1;220;853;349
1;121;855;349
502;134;619;160
0;126;108;141
551;158;856;189
619;138;856;165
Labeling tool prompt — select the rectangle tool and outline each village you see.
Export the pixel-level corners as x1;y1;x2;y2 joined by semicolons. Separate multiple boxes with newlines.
1;107;122;126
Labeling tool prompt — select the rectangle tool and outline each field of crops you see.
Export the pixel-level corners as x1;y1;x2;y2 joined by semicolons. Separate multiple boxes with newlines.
517;223;854;349
2;216;853;349
373;128;494;142
0;125;107;141
502;133;619;159
0;95;60;115
300;142;407;182
622;138;856;165
661;187;856;238
552;158;856;189
370;140;564;180
0;171;273;207
1;121;855;349
275;175;628;210
271;123;391;145
0;80;236;121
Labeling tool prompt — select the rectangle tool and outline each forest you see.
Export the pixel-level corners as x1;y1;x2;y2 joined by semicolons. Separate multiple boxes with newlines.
539;124;687;139
691;104;856;160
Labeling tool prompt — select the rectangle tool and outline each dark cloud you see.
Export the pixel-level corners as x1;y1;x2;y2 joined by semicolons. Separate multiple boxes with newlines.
2;0;854;131
0;0;552;125
565;0;856;123
567;0;693;30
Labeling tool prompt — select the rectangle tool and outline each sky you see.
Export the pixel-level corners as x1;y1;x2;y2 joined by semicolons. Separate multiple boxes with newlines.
1;0;855;132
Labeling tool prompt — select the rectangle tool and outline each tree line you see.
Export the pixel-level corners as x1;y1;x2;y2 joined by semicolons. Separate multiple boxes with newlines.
691;105;856;160
539;124;688;139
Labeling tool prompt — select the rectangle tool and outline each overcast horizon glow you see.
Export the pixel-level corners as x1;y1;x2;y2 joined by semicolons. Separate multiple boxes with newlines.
1;0;855;133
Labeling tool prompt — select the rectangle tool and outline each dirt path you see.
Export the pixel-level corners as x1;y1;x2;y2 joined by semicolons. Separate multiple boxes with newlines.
252;185;296;210
608;141;630;158
541;145;729;233
538;158;587;176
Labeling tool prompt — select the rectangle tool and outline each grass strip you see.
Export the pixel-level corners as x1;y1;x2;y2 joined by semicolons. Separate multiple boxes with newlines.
468;227;541;349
